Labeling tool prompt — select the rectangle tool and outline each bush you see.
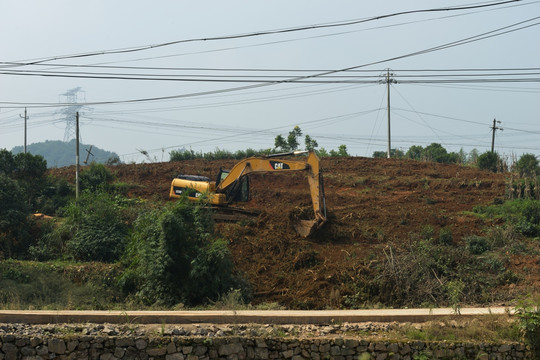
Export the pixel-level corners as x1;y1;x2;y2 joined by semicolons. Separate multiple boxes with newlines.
477;151;499;172
438;227;453;245
170;149;197;161
0;149;16;175
465;235;490;255
475;199;540;237
0;174;29;258
515;153;539;178
35;176;73;215
120;198;249;306
80;162;114;192
515;295;540;359
62;191;129;262
346;235;518;308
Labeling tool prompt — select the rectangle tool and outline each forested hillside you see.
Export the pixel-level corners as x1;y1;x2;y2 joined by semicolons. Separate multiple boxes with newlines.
12;140;119;168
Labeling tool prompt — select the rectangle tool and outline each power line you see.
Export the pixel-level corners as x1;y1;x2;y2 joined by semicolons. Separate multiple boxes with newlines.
1;13;539;109
3;0;520;67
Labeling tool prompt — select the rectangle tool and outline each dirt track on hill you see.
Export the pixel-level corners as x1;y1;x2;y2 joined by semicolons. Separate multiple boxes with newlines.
50;157;511;308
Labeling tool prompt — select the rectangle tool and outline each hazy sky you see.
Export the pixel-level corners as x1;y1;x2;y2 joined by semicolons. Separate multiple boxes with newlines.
1;0;539;163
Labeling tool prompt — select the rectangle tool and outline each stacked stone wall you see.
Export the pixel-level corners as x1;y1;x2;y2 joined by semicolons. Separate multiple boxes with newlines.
0;334;530;360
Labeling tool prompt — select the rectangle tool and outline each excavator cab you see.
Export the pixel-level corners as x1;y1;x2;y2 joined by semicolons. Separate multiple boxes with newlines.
216;168;250;203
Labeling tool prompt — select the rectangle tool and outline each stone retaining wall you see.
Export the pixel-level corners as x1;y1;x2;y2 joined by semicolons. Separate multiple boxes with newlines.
0;335;530;360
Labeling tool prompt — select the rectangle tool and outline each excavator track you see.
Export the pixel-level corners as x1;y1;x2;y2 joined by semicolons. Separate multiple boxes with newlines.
210;206;261;222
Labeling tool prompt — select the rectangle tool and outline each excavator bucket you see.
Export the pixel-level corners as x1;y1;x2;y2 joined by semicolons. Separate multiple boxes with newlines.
294;219;322;238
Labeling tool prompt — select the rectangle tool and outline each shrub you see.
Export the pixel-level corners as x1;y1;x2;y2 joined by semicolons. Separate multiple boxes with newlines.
465;235;490;255
515;295;540;359
349;236;518;308
477;199;540;237
120;198;249;306
80;162;114;192
62;191;129;262
515;153;539;178
0;149;16;175
0;174;29;258
35;176;73;215
477;151;499;172
170;149;197;161
438;227;453;245
28;218;68;261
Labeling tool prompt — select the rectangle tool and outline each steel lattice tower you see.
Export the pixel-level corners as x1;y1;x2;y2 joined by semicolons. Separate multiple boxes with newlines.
56;87;86;142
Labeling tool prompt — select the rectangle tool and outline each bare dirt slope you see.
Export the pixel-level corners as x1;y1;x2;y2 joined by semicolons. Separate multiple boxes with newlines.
50;157;511;308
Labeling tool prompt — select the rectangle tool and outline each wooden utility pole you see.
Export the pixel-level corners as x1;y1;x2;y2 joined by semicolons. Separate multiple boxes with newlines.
387;70;391;158
383;69;396;158
19;107;27;153
491;118;503;153
76;112;80;200
84;145;94;165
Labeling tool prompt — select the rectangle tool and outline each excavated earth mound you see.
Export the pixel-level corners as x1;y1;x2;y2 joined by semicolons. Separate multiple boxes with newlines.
50;157;515;308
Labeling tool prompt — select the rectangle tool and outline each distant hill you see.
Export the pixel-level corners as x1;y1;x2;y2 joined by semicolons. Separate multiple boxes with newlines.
12;140;120;168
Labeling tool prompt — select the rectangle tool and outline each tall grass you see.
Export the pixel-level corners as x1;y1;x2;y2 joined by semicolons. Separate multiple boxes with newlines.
0;260;123;310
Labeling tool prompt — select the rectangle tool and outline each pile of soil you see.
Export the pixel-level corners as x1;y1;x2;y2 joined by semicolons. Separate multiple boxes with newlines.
50;157;522;308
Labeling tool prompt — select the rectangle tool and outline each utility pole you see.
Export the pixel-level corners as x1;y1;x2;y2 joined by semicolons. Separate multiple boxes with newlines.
491;118;503;153
84;145;94;165
382;69;397;158
76;112;80;200
19;107;27;153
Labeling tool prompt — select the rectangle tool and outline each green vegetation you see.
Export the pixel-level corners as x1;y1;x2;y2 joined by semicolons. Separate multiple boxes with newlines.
0;260;122;310
515;294;540;358
169;126;349;162
0;148;249;309
477;151;500;172
473;199;540;237
344;195;540;310
119;197;249;306
0;140;539;360
344;233;519;308
170;147;272;161
515;153;539;178
80;162;116;192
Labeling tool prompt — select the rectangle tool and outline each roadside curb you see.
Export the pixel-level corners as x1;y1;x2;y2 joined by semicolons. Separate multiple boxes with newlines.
0;307;512;325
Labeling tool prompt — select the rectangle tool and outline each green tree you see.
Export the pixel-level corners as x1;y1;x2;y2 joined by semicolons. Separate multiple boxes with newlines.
120;198;246;306
406;145;424;160
477;151;500;172
80;162;114;192
0;174;28;258
11;152;47;208
469;148;479;165
63;191;128;262
274;126;305;152
274;135;289;151
0;149;16;175
423;143;448;163
457;148;467;164
330;144;349;157
372;151;387;158
373;149;404;158
287;126;302;150
317;148;330;157
515;153;539;177
304;134;318;151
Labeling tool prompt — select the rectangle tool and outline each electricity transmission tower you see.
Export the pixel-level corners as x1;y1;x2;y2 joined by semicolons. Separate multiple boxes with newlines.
55;87;88;142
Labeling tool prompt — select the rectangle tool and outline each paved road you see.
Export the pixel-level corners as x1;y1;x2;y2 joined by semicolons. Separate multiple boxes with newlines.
0;307;511;325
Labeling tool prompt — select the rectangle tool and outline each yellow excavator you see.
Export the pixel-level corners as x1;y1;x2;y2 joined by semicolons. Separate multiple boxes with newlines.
169;150;327;237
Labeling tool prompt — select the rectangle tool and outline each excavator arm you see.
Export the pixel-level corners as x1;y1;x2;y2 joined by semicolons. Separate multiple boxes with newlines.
216;151;327;236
